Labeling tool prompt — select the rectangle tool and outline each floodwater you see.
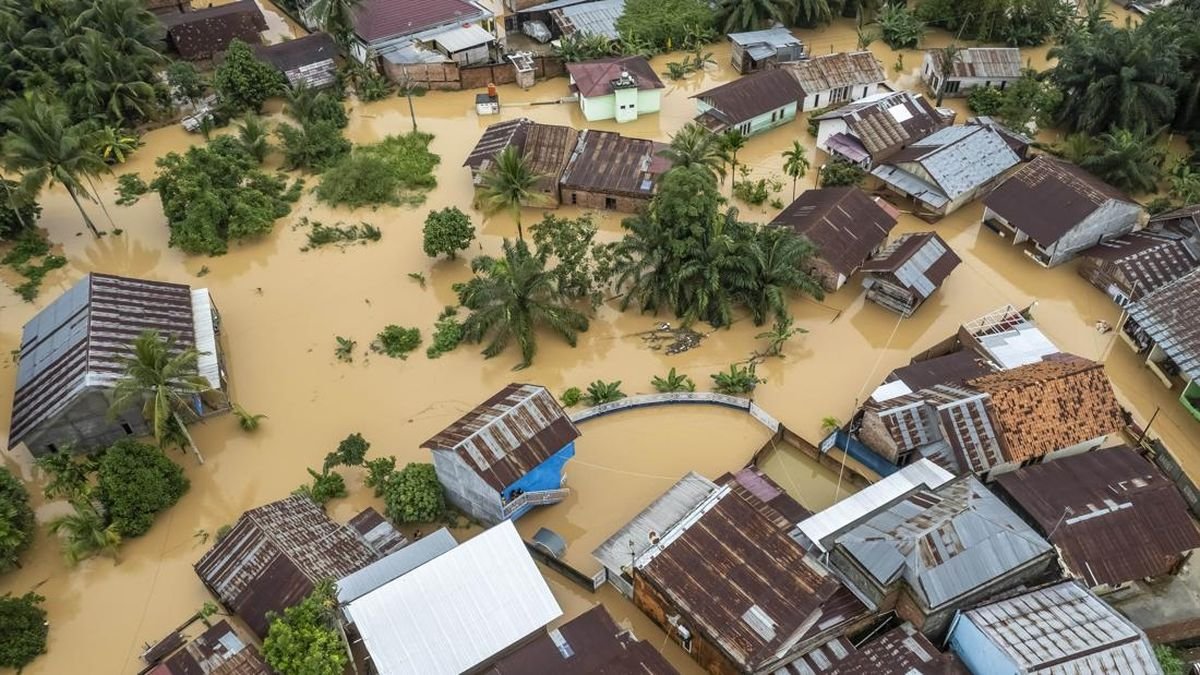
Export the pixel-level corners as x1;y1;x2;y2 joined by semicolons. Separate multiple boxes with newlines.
1;6;1197;674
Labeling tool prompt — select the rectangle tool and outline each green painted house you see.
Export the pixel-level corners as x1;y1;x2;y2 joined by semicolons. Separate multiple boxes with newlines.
567;56;664;123
692;69;804;137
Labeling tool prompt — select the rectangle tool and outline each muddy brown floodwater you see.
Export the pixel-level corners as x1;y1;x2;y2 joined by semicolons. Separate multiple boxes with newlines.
0;6;1195;675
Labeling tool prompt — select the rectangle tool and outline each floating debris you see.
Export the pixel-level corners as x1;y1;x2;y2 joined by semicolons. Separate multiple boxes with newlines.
637;322;706;354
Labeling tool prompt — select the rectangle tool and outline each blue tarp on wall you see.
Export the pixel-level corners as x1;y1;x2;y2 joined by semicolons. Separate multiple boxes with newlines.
822;430;899;478
501;442;575;520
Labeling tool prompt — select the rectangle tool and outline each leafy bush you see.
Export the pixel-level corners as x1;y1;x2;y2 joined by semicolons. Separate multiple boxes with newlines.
560;387;582;407
0;468;35;573
213;40;287;113
530;214;611;304
423;207;475;259
1;229;65;302
967;86;1005;115
294;468;347;506
364;457;397;494
263;580;346;675
166;61;207;104
582;380;626;405
915;0;1070;46
733;177;771;205
326;433;370;469
554;32;616;62
371;325;421;358
96;439;190;538
711;363;760;394
115;173;149;206
0;592;47;670
878;5;925;50
335;336;356;362
0;180;40;241
820;158;866;187
316;133;440;208
652;367;696;393
277;120;352;172
616;0;715;52
381;463;446;524
426;313;464;359
806;104;838;137
298;217;382;250
1155;645;1186;675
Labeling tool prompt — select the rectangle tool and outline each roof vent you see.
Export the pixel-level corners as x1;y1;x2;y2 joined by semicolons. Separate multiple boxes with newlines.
648;530;660;545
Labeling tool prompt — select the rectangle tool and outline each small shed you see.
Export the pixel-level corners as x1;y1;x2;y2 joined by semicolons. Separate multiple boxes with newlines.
727;25;804;74
159;0;266;61
861;232;962;316
423;383;581;524
692;69;805;137
779;50;885;111
559;129;670;212
254;32;338;89
922;47;1022;98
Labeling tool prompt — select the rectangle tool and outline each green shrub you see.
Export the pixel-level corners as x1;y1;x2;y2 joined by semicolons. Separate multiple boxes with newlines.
616;0;714;52
276;120;351;172
878;5;925;50
423;207;475;259
115;173;149;206
711;363;760;394
294;468;347;506
166;61;207;103
263;581;346;675
371;325;421;358
382;463;446;523
316;132;440;208
426;313;464;359
213;40;286;113
0;468;35;573
325;433;369;470
96;439;190;538
820;158;866;187
299;217;382;250
967;86;1005;115
0;592;47;670
0;179;40;241
651;368;695;393
363;457;397;495
560;387;582;407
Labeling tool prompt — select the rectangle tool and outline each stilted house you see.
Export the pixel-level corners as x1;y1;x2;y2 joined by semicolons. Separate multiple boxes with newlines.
921;47;1022;98
159;0;266;61
692;69;805;137
567;56;664;123
423;383;580;524
194;495;405;637
861;232;961;316
254;32;338;89
1120;268;1200;418
8;273;228;457
779;50;886;112
727;25;804;74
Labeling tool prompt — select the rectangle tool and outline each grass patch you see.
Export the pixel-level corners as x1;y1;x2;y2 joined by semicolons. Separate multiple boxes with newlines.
2;230;66;302
294;216;381;251
315;132;440;209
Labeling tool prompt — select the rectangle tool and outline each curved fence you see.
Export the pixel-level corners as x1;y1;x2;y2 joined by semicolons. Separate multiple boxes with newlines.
570;392;781;432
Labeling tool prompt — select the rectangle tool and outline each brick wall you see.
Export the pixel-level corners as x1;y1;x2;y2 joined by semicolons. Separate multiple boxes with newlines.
561;188;650;214
384;55;565;92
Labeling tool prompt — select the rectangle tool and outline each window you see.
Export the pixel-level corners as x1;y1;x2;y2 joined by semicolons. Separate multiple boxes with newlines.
944;80;960;94
604;196;617;210
814;93;820;107
46;443;58;454
570;192;577;205
121;422;133;435
677;625;693;653
771;111;777;122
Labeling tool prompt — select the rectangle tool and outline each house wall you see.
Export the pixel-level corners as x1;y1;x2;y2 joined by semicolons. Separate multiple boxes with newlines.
828;548;892;612
561;188;650;213
802;83;878;112
865;277;921;316
947;614;1019;675
580;93;616;122
430;450;504;524
446;43;491;66
815;118;849;156
632;572;743;675
916;553;1057;639
920;53;1019;97
857;410;904;463
1078;257;1133;302
22;388;150;457
614;87;639;123
1037;200;1142;267
745;102;798;137
982;206;1030;245
807;257;847;293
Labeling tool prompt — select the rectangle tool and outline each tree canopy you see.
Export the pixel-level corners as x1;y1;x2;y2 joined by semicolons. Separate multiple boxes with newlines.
96;439;190;538
0;467;35;574
371;462;446;524
213;40;287;114
263;580;347;675
0;592;48;671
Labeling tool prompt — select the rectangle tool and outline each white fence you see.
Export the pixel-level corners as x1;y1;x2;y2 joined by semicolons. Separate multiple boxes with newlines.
571;392;780;432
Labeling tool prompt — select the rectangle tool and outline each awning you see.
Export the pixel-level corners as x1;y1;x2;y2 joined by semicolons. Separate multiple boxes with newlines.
432;24;494;53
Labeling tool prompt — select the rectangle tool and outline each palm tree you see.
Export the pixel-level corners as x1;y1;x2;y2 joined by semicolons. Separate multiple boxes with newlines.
720;129;747;191
307;0;364;50
0;93;107;237
458;239;588;368
477;146;544;242
1080;128;1165;194
49;498;121;565
932;43;963;107
658;123;726;181
35;453;95;500
794;0;833;25
781;141;809;200
1054;133;1099;165
716;0;795;32
745;226;823;324
674;208;757;327
109;331;214;465
237;115;272;163
611;210;677;314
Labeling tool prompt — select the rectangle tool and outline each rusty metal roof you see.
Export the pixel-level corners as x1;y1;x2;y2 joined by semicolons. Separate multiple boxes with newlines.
193;495;382;637
720;466;811;526
9;273;201;451
982;155;1135;245
422;383;580;492
567;56;663;98
955;580;1159;674
927;47;1021;80
1079;230;1199;300
691;69;805;126
798;622;963;674
887;350;997;393
781;51;885;96
464;118;531;171
154;620;273;675
636;486;840;671
160;0;266;60
592;472;717;575
968;353;1124;464
995;447;1200;587
770;187;898;278
560;130;668;197
815;92;950;162
861;232;961;301
1127;268;1200;381
352;0;489;42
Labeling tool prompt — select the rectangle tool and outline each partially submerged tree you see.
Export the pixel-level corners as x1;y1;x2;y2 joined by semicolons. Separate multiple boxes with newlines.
95;439;190;538
476;146;544;241
0;592;48;671
263;579;347;675
213;40;287;114
422;207;475;260
48;498;121;565
781;140;810;200
0;468;35;574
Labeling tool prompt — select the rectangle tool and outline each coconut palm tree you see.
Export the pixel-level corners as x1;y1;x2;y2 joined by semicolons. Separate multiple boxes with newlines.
610;209;677;314
477;146;544;242
49;497;121;565
109;331;214;465
781;141;810;200
1080;128;1165;194
744;225;823;325
0;93;107;237
458;239;589;368
675;208;757;327
658;123;726;181
716;0;795;33
720;129;747;191
307;0;364;50
237;115;272;163
794;0;833;25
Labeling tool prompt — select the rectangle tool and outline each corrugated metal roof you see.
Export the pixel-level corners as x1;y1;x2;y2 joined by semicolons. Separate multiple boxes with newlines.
551;0;625;39
796;623;960;674
464;119;531;170
155;620;273;675
770;187;898;279
254;32;337;72
861;232;962;300
956;580;1159;674
692;69;805;127
963;309;1059;370
833;476;1052;609
336;529;456;604
160;0;267;60
566;56;662;98
592;471;717;574
728;25;802;50
799;460;954;553
781;51;885;96
884;350;997;395
345;520;562;674
1079;230;1199;300
816;91;950;163
432;23;494;52
879;125;1019;201
928;47;1021;80
560;130;668;197
1127;268;1200;381
353;0;490;43
422;383;581;492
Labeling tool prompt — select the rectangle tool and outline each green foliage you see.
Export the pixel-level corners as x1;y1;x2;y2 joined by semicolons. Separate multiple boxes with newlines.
806;103;838;137
733;176;773;205
371;325;421;359
285;85;349;129
819;158;866;187
1;229;66;302
35;453;95;500
878;4;924;49
294;467;348;506
115;173;149;206
582;380;626;405
652;368;696;393
48;498;121;565
915;0;1071;46
711;363;761;394
426;314;464;359
967;86;1005;116
715;0;792;33
149;136;301;255
213;40;287;113
423;207;475;259
0;468;34;574
93;126;142;165
560;387;582;407
233;404;267;432
263;580;347;675
1154;644;1186;675
554;32;617;62
381;463;446;524
0;180;40;241
530;213;611;305
0;592;47;670
995;70;1062;132
755;314;806;357
316;133;439;207
664;49;715;80
1079;128;1165;194
167;61;208;103
616;0;715;52
1169;161;1200;205
408;272;427;287
821;416;842;434
237;115;273;163
96;439;189;538
277;120;352;172
363;457;397;495
335;336;356;362
476;146;544;240
327;433;370;470
298;217;382;250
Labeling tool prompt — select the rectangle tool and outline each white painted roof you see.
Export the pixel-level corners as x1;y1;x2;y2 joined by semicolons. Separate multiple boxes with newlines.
796;459;954;552
976;323;1058;369
336;528;458;604
191;288;221;389
870;380;913;402
345;520;562;674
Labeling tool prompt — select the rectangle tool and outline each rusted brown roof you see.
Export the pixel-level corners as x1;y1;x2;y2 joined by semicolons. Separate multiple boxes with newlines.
482;605;679;674
982;155;1134;245
254;32;337;72
637;486;839;671
194;495;382;637
781;51;885;96
822;622;965;674
718;467;811;528
692;69;805;126
353;0;486;42
1126;268;1200;381
567;56;664;98
995;447;1200;587
770;187;898;278
464;118;531;171
422;383;580;492
816;92;950;162
928;47;1021;80
861;232;961;300
888;350;997;392
154;620;274;675
560;130;668;198
1078;230;1199;300
523;122;579;182
967;354;1124;464
160;0;266;60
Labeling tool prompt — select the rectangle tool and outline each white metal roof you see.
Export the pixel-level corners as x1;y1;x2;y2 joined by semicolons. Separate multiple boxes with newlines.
336;528;458;604
345;520;561;674
191;288;221;389
797;459;954;552
432;23;494;53
976;323;1058;369
870;379;914;402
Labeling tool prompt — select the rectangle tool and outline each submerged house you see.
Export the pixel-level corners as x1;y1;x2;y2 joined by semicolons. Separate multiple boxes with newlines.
345;0;495;66
424;383;580;524
141;620;271;675
160;0;266;61
463;118;578;204
254;32;338;89
692;69;805;137
995;447;1200;594
1077;229;1199;306
947;580;1160;674
826;475;1056;638
727;25;804;74
982;155;1143;267
870;124;1020;218
9;273;227;457
780;50;886;112
567;56;664;123
861;232;961;316
194;495;406;637
921;47;1022;98
1121;268;1200;417
815;91;952;168
559;130;670;212
770;187;899;292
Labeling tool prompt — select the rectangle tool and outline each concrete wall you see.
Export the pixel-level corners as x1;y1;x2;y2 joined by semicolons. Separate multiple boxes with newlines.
383;55;565;91
802;83;878;112
561;188;650;213
1038;200;1142;267
947;613;1018;675
431;450;504;524
23;388;150;457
